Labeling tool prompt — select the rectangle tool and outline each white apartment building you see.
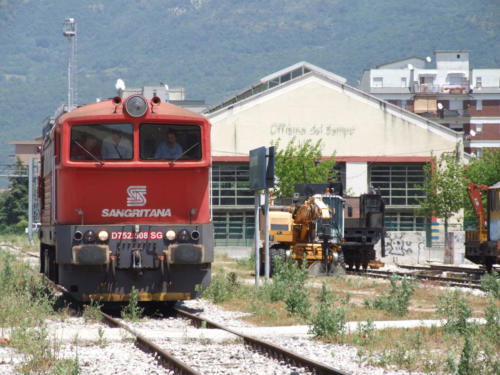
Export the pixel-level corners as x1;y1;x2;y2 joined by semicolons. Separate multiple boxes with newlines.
359;51;500;157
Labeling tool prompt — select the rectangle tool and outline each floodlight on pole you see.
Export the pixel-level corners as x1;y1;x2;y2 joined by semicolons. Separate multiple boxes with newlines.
63;17;77;110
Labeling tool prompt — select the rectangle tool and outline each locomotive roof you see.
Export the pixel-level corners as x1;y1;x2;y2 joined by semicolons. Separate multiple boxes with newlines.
57;97;206;124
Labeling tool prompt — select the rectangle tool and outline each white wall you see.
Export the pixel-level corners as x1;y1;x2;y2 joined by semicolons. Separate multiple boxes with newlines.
435;51;470;71
472;69;500;88
374;230;466;265
370;69;410;88
209;75;461;159
345;162;367;195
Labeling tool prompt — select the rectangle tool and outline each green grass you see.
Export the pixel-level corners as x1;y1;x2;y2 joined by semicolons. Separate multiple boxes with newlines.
0;242;82;373
207;256;500;373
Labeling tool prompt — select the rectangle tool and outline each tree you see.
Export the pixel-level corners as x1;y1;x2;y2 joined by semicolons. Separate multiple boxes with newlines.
274;138;336;198
0;158;29;231
417;150;466;245
464;149;500;222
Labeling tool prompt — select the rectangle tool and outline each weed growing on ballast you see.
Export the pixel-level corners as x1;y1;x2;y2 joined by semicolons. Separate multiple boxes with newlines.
363;274;415;316
121;286;144;321
82;298;103;322
436;289;472;336
309;281;346;341
481;271;500;299
264;257;311;319
202;269;240;303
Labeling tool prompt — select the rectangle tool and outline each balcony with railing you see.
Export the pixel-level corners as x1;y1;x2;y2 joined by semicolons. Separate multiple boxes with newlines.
414;81;470;95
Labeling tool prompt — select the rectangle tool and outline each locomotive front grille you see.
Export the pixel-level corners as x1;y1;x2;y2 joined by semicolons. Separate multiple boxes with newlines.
167;244;206;264
72;245;110;265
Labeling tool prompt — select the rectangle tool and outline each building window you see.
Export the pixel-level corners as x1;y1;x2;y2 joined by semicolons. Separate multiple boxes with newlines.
475;77;482;88
476;100;482;111
213;210;254;246
373;77;383;88
369;164;425;206
385;212;426;231
476;123;482;133
401;77;407;87
211;163;254;206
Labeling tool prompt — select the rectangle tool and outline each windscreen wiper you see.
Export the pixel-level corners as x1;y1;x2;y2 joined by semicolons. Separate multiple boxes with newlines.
73;140;104;166
169;142;200;166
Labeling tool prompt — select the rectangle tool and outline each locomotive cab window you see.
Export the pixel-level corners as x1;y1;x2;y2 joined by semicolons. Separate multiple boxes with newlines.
140;123;202;161
70;123;133;161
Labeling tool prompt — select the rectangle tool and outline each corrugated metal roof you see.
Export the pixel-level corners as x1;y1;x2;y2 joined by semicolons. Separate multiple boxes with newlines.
205;62;346;114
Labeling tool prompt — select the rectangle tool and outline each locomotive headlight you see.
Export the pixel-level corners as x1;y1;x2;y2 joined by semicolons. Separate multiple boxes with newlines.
178;229;190;242
124;95;148;117
83;230;96;243
97;230;109;242
165;229;176;241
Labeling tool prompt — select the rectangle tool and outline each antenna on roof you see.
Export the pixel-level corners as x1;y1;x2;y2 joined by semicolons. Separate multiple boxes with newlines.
115;78;126;91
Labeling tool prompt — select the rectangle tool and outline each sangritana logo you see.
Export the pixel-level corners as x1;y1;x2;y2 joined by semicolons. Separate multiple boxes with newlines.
101;185;171;217
126;186;147;207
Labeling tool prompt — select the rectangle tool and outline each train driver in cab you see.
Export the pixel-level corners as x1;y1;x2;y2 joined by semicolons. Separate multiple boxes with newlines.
71;133;102;160
154;129;183;159
101;129;132;160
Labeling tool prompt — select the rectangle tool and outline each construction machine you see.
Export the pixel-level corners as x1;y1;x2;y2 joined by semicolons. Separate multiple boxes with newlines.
465;182;500;271
260;183;345;276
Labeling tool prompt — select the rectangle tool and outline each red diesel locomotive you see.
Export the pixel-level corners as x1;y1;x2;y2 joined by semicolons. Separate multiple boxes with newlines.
39;95;213;303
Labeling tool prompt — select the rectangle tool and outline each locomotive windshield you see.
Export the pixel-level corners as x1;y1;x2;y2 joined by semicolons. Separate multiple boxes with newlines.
139;123;202;161
70;123;133;161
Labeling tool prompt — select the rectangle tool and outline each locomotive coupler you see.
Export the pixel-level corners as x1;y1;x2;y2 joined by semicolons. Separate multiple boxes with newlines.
132;248;142;268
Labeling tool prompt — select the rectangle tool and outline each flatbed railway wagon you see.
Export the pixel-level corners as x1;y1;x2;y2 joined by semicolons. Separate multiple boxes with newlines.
38;95;213;303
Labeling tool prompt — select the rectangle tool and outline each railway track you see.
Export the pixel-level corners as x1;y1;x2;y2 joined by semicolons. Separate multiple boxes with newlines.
100;312;199;375
100;305;351;375
346;267;483;289
32;252;348;374
6;243;497;374
174;307;349;375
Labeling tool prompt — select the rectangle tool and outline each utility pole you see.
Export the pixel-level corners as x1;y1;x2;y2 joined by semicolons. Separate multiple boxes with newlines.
63;17;77;110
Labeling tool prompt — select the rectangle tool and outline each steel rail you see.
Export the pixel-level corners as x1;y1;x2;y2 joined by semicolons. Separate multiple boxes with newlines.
175;307;350;375
397;263;485;274
347;269;482;289
38;271;199;375
100;312;201;375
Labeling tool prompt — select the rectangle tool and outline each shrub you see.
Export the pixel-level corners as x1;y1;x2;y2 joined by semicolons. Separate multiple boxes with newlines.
353;318;375;347
364;274;415;316
10;320;55;373
235;253;255;271
268;258;311;318
436;289;472;336
483;297;500;342
284;282;311;319
10;319;80;374
0;249;53;327
309;282;346;341
202;270;239;304
481;271;500;299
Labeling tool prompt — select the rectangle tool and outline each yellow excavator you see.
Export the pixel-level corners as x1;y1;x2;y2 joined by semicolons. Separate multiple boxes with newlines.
260;184;345;275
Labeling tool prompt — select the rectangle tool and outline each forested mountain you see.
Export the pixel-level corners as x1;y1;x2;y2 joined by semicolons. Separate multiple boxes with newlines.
0;0;499;177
